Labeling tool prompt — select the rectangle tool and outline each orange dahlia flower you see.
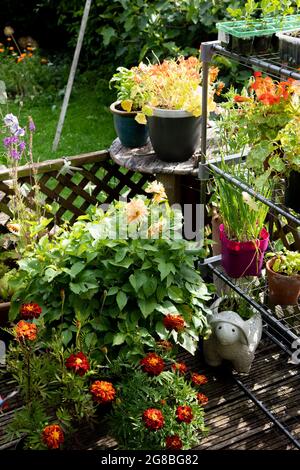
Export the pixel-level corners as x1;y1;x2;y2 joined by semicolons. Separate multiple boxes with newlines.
171;362;187;375
191;373;208;386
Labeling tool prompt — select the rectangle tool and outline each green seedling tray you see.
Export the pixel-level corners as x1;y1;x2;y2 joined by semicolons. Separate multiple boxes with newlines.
217;14;300;38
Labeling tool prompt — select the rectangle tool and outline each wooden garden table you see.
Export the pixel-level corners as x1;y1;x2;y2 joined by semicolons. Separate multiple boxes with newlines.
110;126;217;205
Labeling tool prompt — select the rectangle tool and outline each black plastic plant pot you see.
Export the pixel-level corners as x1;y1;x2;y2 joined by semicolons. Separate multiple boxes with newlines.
110;101;149;148
253;34;274;54
277;31;300;66
147;108;201;162
285;170;300;214
227;36;254;55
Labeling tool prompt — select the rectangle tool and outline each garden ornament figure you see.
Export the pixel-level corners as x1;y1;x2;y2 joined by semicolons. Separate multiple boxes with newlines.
203;298;262;374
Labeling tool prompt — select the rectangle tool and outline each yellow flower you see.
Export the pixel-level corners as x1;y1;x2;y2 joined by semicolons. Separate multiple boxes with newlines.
126;199;148;223
4;26;14;36
145;181;167;203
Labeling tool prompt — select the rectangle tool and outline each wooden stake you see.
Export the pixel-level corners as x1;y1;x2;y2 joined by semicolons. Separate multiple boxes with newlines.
52;0;92;151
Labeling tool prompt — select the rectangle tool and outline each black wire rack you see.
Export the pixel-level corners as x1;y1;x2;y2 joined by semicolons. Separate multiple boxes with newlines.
200;40;300;450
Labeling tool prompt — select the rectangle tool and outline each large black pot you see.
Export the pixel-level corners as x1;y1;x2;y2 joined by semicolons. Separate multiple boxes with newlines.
147;108;201;162
110;101;149;148
285;170;300;214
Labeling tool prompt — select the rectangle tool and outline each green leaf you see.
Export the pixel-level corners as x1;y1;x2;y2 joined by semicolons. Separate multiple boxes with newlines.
62;329;73;346
107;286;119;296
269;155;285;173
112;332;126;346
101;26;117;46
138;298;158;318
116;291;128;311
44;267;60;282
143;277;157;297
168;286;184;303
8;301;21;321
158;261;175;280
69;261;85;278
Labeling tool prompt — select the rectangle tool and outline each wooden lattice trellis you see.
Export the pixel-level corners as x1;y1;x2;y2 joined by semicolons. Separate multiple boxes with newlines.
0;150;153;227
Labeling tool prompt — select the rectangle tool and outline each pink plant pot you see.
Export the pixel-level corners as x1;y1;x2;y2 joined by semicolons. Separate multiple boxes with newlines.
220;224;269;278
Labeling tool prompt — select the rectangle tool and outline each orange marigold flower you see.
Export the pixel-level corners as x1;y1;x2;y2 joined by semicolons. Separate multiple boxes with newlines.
20;302;42;320
143;408;165;430
208;66;219;84
166;435;183;449
156;339;173;351
197;392;209;405
176;405;193;424
65;352;90;376
0;49;4;53
163;314;185;332
15;320;37;342
90;380;116;404
42;424;64;449
191;373;208;386
8;46;14;51
171;362;187;375
253;71;262;77
216;81;225;96
140;353;165;376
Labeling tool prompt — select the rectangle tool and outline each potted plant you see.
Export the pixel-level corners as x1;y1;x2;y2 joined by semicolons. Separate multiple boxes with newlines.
109;65;149;148
218;0;300;55
214;165;270;278
266;249;300;305
276;115;300;213
134;56;219;162
277;29;300;66
204;294;262;373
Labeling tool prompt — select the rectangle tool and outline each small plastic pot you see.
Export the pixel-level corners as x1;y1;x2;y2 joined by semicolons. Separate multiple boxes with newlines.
277;31;300;66
220;225;269;278
266;257;300;306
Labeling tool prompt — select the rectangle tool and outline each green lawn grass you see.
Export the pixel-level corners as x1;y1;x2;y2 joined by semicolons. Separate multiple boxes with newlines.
9;85;116;162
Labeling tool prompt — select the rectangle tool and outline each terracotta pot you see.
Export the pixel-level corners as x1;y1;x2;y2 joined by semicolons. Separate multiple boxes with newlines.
0;301;10;327
266;258;300;306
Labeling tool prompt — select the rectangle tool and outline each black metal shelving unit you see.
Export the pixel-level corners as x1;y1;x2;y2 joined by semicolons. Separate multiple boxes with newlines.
199;40;300;449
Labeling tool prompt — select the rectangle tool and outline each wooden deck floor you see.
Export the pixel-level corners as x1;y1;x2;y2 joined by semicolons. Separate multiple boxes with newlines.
1;338;299;451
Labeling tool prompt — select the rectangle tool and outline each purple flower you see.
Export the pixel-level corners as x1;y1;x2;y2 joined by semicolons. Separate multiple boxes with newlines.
10;149;20;160
15;127;25;137
29;118;35;132
19;141;26;151
3;113;19;129
3;136;18;147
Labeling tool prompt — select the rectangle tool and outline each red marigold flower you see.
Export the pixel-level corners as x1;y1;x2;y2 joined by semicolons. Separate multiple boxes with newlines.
166;435;183;449
253;71;262;77
42;424;64;449
176;405;193;424
163;314;185;332
143;408;165;431
197;392;209;405
191;373;208;386
171;362;187;375
140;353;165;376
90;380;116;404
20;302;42;319
15;320;37;342
65;352;90;376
